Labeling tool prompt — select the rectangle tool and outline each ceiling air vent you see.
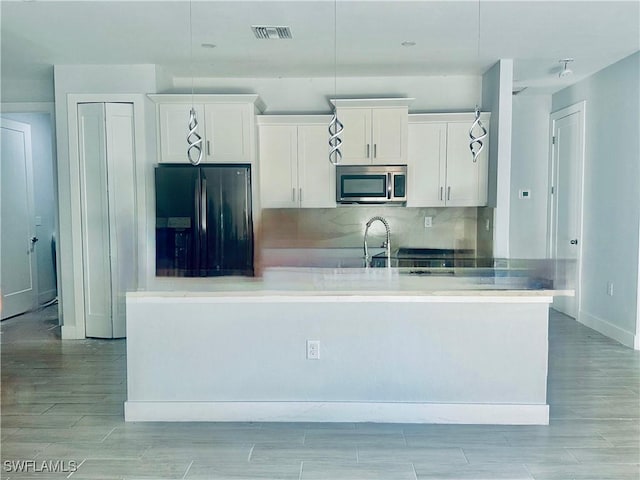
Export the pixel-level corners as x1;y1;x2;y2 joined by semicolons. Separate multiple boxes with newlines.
251;25;292;40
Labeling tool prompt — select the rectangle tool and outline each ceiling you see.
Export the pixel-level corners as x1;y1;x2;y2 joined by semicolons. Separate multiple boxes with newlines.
1;0;639;100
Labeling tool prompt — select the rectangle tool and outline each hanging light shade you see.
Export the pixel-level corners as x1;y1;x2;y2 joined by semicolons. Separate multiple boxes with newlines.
469;105;487;163
328;113;343;165
187;107;203;165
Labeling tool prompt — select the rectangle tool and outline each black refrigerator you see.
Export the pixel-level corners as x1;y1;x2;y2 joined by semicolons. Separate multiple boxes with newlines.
155;164;254;277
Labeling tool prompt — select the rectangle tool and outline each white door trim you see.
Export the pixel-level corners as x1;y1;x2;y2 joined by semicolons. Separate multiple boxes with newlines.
547;101;586;321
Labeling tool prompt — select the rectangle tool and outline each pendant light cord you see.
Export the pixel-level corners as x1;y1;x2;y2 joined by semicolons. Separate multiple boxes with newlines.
334;0;337;99
476;0;481;110
190;0;194;107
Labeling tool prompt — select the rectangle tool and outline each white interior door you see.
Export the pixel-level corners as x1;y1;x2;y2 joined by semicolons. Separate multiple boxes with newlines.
1;118;38;319
549;104;585;318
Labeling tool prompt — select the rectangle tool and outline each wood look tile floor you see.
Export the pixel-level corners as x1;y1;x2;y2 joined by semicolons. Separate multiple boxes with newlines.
1;305;638;480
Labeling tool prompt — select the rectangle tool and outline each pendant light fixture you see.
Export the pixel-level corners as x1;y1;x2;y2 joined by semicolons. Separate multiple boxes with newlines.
186;0;203;165
469;0;487;163
328;0;343;165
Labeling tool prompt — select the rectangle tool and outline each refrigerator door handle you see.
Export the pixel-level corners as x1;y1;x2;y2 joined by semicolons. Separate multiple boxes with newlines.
193;173;201;272
201;176;207;236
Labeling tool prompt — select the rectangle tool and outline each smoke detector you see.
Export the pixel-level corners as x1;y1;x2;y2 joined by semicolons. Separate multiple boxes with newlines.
558;58;574;78
251;26;292;40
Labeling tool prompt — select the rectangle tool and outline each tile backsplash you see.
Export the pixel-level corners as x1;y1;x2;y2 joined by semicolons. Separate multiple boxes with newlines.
260;207;479;251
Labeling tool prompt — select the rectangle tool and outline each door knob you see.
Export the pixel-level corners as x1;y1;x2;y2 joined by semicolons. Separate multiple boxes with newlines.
570;239;578;245
31;236;39;243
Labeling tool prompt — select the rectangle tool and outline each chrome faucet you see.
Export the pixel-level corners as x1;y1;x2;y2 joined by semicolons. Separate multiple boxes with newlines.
363;216;391;268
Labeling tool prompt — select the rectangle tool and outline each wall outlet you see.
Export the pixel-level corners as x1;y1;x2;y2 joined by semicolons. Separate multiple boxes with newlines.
485;218;491;231
306;340;320;360
607;281;614;297
424;216;432;228
35;216;42;226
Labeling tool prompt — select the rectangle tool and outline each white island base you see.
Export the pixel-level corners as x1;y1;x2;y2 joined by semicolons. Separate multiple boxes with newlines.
125;286;552;425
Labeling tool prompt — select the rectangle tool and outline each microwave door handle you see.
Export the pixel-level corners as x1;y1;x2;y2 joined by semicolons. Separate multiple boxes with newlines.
387;173;392;199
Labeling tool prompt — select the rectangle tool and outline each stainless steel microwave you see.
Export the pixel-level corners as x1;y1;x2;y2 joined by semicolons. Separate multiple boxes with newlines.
336;164;407;205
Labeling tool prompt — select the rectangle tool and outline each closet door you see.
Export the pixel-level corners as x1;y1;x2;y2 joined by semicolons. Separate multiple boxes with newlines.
78;103;112;338
104;103;136;338
78;103;136;338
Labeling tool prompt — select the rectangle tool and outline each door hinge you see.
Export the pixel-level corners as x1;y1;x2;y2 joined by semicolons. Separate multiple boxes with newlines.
552;136;556;145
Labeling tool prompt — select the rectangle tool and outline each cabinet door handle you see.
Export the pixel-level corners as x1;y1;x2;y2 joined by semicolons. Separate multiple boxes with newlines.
299;188;303;204
206;140;211;156
366;144;370;158
292;188;295;202
374;144;377;158
440;186;443;201
447;186;451;201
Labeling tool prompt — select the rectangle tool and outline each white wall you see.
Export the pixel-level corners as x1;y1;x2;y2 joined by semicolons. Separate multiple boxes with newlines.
552;52;640;348
1;75;54;104
54;65;157;338
482;60;513;259
165;74;482;113
509;94;552;258
1;111;57;303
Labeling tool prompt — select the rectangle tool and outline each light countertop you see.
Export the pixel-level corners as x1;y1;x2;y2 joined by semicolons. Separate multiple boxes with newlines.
131;267;573;301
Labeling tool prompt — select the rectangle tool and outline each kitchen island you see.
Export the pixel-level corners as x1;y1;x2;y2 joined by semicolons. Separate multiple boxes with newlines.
125;268;571;425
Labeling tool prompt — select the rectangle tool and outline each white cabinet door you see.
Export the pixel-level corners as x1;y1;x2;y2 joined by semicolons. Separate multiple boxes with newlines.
371;108;407;165
336;108;371;164
445;121;488;207
298;125;336;208
158;103;251;164
259;125;298;208
407;122;446;207
204;103;251;163
158;103;204;163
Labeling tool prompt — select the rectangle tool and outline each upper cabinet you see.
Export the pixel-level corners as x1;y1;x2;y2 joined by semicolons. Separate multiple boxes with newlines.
407;113;490;207
258;116;335;209
332;98;412;165
149;94;263;164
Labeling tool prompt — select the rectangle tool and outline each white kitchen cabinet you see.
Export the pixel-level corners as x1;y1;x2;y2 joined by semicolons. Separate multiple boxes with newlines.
407;113;490;207
332;99;412;165
149;94;262;164
258;117;335;208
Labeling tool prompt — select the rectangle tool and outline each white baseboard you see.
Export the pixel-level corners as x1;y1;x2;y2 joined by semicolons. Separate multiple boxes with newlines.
61;325;82;340
579;310;636;349
124;401;549;425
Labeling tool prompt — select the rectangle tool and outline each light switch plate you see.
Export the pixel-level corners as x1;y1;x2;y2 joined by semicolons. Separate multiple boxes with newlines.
424;216;432;228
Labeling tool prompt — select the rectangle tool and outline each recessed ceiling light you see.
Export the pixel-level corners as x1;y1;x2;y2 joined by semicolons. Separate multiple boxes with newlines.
201;43;217;49
401;41;416;47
